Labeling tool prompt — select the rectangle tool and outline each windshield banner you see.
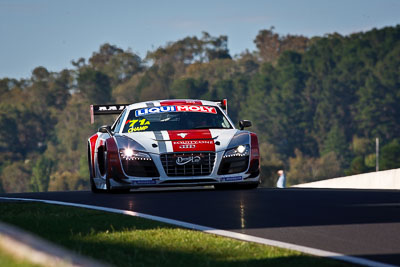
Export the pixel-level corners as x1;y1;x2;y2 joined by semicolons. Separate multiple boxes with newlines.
135;105;217;117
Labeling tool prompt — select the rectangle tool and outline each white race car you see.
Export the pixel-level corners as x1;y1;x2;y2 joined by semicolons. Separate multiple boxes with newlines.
88;99;260;192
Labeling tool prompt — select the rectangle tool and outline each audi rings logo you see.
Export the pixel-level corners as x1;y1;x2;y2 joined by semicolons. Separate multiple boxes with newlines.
176;156;201;165
179;144;196;149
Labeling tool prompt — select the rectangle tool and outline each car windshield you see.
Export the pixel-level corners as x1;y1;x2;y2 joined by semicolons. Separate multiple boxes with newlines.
121;105;232;133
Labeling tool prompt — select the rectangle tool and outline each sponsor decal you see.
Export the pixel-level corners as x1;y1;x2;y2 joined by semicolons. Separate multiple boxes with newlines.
168;130;215;152
176;156;202;165
99;105;126;111
176;105;216;113
92;104;128;123
133;180;157;185
177;133;188;138
174;140;215;150
135;105;216;116
179;144;196;149
126;118;150;132
221;176;243;182
128;126;148;132
173;140;214;145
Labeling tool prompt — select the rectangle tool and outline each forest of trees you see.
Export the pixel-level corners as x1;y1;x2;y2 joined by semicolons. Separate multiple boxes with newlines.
1;25;400;192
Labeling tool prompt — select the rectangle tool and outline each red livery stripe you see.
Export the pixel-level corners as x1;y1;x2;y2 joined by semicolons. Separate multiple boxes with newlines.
106;137;124;177
247;133;260;174
167;130;215;152
89;134;99;175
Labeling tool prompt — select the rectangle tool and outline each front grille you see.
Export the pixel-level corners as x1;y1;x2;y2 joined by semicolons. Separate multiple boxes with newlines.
160;152;216;176
121;159;160;177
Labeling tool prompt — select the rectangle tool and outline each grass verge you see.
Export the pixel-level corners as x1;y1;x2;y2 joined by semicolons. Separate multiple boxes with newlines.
0;247;42;267
0;202;351;267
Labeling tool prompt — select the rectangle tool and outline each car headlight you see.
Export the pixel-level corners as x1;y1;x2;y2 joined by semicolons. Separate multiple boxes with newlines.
223;145;250;158
119;148;152;161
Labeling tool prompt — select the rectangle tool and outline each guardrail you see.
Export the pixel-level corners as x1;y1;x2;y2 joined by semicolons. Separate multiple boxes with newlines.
293;168;400;190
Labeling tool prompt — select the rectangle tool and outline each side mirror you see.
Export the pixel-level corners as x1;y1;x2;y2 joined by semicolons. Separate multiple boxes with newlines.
98;125;113;136
239;120;252;130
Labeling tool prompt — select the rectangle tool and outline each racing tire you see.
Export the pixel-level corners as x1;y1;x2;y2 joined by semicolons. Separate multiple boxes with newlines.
105;175;112;193
90;177;102;193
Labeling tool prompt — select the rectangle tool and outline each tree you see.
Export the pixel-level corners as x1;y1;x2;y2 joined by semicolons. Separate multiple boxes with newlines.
0;78;9;97
170;78;208;99
235;50;259;74
48;171;87;191
260;51;312;157
79;153;89;181
201;32;231;61
112;72;144;103
77;68;112;104
0;103;49;158
352;136;373;156
320;124;351;167
287;149;342;185
49;69;72;109
258;142;284;187
146;32;231;77
88;43;144;87
380;139;400;170
356;74;399;139
136;65;172;101
254;27;309;63
286;149;313;185
31;156;53;192
0;104;20;156
345;156;369;175
0;161;31;193
355;46;400;140
239;63;275;141
32;66;50;82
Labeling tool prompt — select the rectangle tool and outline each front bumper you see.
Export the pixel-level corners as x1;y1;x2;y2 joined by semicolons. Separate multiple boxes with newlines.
94;150;260;189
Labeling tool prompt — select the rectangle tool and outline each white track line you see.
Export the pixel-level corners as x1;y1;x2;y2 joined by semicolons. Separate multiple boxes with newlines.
0;196;397;267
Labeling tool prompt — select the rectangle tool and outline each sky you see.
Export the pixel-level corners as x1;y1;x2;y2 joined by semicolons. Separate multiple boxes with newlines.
1;0;399;79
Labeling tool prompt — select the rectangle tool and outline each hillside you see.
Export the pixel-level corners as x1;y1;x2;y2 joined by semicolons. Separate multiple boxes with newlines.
1;26;400;192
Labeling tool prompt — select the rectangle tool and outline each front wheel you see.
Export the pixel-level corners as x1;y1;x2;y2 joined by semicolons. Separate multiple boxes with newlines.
90;176;102;193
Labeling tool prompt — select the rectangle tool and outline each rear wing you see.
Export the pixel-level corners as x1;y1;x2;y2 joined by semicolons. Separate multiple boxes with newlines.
212;99;228;114
90;104;129;124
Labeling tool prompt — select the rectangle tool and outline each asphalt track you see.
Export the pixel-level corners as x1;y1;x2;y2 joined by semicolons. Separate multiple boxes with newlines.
1;188;400;266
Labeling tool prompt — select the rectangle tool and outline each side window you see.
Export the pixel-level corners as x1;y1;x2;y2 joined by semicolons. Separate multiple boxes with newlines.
112;109;127;133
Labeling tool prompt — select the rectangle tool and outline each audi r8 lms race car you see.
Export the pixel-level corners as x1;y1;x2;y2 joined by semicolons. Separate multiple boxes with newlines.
88;99;260;192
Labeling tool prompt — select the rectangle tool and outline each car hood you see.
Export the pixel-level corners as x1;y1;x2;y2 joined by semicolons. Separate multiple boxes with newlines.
117;129;242;154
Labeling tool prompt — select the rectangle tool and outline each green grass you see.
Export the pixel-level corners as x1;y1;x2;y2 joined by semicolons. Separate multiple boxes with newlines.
0;247;42;267
0;202;352;267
